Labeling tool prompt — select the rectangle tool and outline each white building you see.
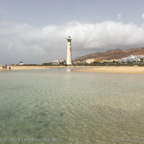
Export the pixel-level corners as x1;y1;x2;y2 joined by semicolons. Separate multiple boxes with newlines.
118;55;144;63
52;60;65;65
18;61;24;65
85;58;95;64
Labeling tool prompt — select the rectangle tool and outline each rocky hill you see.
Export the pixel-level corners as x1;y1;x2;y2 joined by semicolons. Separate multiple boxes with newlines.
74;47;144;61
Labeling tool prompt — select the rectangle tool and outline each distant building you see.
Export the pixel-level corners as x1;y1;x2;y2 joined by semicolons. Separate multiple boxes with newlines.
118;55;144;63
52;60;60;65
18;61;24;65
100;59;118;63
52;60;65;65
85;58;95;64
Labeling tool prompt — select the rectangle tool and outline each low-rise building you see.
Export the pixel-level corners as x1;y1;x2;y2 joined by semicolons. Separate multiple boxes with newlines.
84;58;95;64
18;61;24;65
118;55;144;63
52;60;65;65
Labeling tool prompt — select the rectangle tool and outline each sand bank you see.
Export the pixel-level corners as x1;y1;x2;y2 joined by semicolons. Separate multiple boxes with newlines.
0;65;57;71
1;65;144;73
74;66;144;74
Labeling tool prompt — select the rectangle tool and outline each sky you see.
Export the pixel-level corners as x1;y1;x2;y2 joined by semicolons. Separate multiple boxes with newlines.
1;0;144;64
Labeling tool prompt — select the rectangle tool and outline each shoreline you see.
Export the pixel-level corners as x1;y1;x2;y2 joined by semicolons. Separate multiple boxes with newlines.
0;65;65;71
1;65;144;73
73;66;144;74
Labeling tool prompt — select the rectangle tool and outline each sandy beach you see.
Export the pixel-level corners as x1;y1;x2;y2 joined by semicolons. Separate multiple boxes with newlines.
1;65;144;73
74;66;144;74
0;65;57;71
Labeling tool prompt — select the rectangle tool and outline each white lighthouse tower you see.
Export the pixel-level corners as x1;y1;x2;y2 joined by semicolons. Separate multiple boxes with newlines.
66;36;72;65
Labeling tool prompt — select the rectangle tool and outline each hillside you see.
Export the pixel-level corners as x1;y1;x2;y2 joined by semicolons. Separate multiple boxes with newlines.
74;47;144;61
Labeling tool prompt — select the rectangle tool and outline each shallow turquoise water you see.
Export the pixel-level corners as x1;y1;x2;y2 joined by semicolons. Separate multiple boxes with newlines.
0;68;144;144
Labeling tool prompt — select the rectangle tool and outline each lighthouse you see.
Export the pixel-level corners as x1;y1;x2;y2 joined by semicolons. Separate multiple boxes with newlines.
66;36;72;65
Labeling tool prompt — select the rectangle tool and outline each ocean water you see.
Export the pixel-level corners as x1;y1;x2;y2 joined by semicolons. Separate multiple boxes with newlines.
0;68;144;144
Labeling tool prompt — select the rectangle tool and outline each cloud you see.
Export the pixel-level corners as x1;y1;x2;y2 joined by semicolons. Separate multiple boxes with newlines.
0;21;144;64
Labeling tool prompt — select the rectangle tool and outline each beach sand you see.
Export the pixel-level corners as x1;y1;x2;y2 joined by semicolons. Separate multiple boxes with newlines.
74;66;144;74
1;65;144;73
0;65;57;71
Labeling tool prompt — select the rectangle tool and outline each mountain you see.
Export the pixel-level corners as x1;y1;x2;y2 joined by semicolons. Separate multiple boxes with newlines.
74;47;144;61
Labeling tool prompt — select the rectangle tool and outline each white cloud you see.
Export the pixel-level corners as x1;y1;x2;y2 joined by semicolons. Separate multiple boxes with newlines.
0;21;144;64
